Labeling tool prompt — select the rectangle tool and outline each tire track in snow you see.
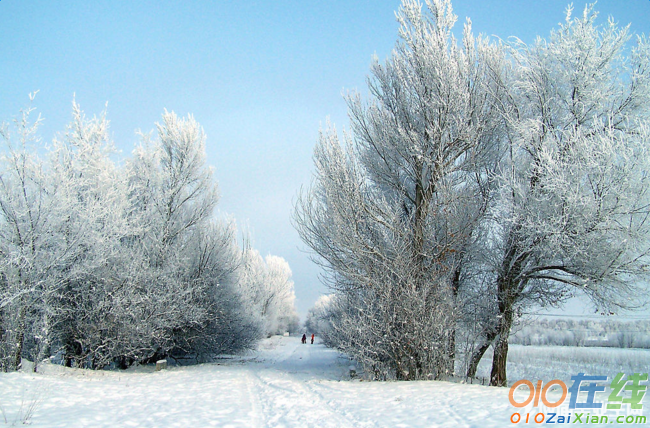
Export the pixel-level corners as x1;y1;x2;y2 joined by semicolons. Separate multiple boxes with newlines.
244;339;361;427
244;368;265;428
249;367;355;428
305;379;479;428
301;380;380;428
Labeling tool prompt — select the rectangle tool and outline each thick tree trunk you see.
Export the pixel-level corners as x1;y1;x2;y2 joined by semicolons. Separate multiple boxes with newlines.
64;335;73;367
63;331;83;368
490;308;514;386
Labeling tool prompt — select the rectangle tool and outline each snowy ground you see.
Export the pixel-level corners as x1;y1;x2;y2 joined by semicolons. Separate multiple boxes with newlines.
1;337;648;427
473;344;650;385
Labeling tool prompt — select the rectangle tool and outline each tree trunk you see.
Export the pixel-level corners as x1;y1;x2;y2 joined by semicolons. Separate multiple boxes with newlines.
445;329;455;377
445;265;462;377
490;308;514;386
466;329;496;379
488;226;524;387
63;330;81;367
34;308;52;373
13;304;26;370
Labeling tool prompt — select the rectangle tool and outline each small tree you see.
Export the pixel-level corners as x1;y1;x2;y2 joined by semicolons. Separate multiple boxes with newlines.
304;294;336;336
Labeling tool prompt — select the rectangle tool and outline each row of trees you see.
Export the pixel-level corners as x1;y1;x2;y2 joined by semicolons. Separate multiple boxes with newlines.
0;100;298;371
510;319;650;349
296;0;650;385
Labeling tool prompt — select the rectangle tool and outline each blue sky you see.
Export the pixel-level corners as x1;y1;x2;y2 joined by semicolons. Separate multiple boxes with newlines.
1;0;649;317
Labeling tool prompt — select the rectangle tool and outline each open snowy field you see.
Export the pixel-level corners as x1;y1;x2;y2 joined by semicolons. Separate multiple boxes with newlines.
1;336;648;427
473;344;650;385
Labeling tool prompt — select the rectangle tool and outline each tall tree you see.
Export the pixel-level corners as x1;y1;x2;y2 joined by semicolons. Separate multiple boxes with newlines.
294;0;506;380
484;4;650;386
0;100;49;371
49;101;131;369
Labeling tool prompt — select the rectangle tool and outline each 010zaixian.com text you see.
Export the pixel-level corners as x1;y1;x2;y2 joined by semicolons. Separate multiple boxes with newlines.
508;373;647;424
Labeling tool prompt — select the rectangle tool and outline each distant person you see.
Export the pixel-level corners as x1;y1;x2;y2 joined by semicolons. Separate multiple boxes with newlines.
311;334;314;344
301;333;307;344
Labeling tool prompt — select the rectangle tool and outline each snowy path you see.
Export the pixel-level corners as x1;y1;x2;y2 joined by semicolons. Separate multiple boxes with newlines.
1;336;647;427
245;337;377;427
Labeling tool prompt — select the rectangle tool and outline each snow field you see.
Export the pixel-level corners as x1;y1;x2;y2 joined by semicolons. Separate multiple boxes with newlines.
1;336;648;427
474;345;650;384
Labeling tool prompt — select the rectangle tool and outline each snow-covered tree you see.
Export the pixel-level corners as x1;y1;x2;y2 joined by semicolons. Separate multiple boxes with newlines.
43;101;139;369
294;0;506;380
304;294;336;336
238;249;299;337
479;4;650;386
109;110;247;365
0;101;297;371
296;0;650;385
0;98;59;371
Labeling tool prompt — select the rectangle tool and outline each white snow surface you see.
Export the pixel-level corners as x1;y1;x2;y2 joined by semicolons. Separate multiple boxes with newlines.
1;336;647;427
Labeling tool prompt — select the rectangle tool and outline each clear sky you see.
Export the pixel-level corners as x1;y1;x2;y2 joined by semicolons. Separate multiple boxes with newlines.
1;0;649;318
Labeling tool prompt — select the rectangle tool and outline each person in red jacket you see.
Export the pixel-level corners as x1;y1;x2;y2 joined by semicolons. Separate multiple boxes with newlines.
311;334;315;344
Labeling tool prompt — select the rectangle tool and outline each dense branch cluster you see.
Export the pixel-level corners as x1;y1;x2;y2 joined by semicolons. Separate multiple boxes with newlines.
296;0;650;384
0;103;299;371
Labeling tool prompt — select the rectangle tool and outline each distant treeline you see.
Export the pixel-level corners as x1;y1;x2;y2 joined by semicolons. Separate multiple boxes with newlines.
510;318;650;349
